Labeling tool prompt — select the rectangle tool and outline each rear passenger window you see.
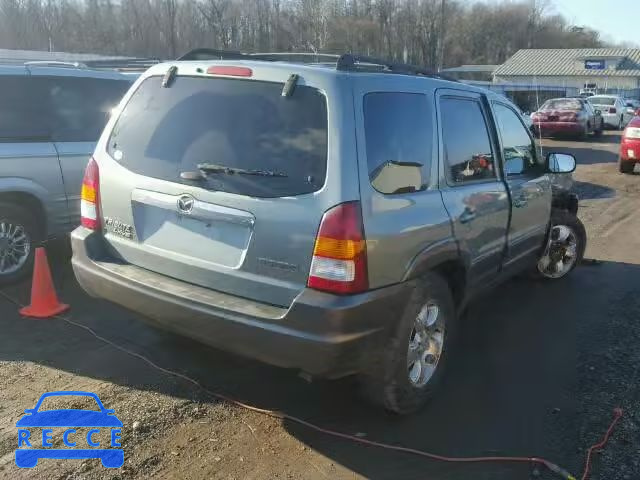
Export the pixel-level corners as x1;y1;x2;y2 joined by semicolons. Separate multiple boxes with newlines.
0;77;49;141
440;97;496;184
363;93;431;194
36;76;131;142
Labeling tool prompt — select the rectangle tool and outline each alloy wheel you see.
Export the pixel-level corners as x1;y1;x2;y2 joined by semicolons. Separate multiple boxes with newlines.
537;224;578;279
407;303;445;387
0;221;31;275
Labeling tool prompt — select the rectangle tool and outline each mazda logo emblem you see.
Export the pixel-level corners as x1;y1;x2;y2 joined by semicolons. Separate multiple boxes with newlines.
177;195;195;214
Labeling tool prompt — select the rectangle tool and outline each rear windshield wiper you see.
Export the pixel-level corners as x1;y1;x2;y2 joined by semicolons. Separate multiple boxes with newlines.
197;163;288;178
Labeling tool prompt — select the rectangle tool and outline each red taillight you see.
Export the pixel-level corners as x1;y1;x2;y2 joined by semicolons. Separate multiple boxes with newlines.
206;66;253;77
609;107;617;114
80;157;100;230
307;202;368;294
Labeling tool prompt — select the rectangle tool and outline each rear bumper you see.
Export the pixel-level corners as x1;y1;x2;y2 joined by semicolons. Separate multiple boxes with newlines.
600;113;619;127
533;121;583;135
71;228;411;378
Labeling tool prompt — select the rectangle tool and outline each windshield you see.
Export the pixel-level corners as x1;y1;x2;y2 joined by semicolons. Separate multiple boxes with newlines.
108;75;328;198
588;97;616;106
36;395;101;412
540;99;583;111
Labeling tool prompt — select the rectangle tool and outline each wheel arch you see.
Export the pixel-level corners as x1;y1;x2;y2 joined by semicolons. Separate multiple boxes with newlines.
551;189;579;216
0;189;47;239
403;238;469;308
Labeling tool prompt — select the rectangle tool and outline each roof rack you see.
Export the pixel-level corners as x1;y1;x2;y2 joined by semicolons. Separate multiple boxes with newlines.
175;48;458;81
83;58;161;72
336;54;458;81
251;52;340;63
177;48;249;61
24;60;87;69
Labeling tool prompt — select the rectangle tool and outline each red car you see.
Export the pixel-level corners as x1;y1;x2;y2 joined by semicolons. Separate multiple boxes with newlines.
532;97;604;139
619;115;640;174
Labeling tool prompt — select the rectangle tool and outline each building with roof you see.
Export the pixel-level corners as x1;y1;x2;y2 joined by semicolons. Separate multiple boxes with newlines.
493;48;640;94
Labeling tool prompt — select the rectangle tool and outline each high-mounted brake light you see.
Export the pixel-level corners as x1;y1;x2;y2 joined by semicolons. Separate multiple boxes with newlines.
308;202;368;294
206;66;253;77
80;157;100;230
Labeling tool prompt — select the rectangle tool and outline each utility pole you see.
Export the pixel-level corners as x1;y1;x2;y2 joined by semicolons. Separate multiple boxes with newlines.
438;0;445;71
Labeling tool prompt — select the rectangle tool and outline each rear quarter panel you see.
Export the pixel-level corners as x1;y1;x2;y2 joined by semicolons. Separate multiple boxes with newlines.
0;143;67;237
352;76;454;288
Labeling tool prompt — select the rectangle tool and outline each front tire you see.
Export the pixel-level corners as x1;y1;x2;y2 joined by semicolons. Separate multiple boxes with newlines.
0;202;41;285
359;273;455;414
535;210;586;280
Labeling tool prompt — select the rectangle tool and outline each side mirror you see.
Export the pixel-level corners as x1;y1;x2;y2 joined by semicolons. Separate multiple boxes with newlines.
23;409;35;415
547;153;576;174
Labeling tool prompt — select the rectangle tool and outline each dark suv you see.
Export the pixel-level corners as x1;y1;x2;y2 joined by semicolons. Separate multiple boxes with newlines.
71;52;585;414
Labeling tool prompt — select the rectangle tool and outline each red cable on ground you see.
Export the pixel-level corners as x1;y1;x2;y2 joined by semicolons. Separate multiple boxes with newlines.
579;408;623;480
0;290;623;479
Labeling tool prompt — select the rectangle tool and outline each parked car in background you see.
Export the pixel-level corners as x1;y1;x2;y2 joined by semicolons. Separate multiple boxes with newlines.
519;107;534;131
624;99;640;117
531;97;603;139
71;52;584;414
0;63;132;283
619;116;640;174
587;95;634;129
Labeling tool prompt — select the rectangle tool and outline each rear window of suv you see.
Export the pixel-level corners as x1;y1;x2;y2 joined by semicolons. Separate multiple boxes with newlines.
108;75;328;198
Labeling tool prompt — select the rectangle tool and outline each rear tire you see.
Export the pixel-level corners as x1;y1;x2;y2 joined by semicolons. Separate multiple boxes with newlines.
593;122;603;137
358;273;456;414
619;159;635;174
0;202;41;285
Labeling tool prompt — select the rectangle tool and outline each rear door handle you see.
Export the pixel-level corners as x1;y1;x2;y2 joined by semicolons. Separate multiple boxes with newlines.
459;208;477;224
514;194;528;208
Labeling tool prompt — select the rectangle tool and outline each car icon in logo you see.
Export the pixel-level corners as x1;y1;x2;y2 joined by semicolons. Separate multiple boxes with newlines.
15;391;123;468
177;194;195;214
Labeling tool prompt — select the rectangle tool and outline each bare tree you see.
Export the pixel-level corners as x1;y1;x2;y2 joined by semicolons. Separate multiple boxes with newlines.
0;0;607;65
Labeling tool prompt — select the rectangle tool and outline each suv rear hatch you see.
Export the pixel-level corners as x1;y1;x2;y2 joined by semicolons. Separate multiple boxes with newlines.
96;66;330;307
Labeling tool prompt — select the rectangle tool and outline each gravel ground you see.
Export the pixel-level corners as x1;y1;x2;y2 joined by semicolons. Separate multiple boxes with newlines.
0;131;638;480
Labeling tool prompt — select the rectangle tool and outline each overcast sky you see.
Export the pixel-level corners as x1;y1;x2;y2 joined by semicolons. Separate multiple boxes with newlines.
550;0;638;46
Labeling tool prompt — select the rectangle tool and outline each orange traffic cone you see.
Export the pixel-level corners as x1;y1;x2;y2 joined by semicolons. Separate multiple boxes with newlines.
19;247;69;319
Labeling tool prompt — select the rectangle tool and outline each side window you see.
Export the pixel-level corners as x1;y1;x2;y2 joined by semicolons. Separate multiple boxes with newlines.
584;102;593;114
493;104;540;177
36;76;130;142
0;76;49;142
363;92;431;194
440;97;496;184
